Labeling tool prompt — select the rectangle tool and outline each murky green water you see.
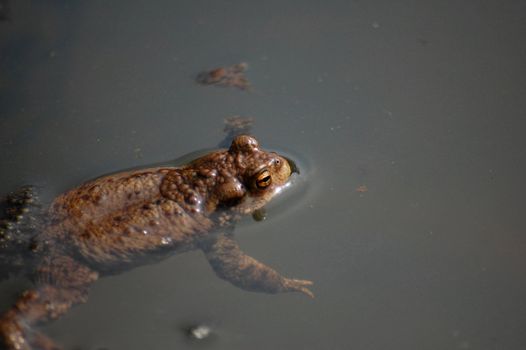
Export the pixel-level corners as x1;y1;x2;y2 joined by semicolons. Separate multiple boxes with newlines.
1;1;526;349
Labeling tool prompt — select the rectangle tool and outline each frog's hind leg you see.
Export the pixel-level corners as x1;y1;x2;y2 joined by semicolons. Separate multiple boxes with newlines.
200;233;314;298
0;186;42;281
0;255;99;350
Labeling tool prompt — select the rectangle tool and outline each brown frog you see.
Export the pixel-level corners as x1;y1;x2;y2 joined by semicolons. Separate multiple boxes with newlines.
0;135;313;350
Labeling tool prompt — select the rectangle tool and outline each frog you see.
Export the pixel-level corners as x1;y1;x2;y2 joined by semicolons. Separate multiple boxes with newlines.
0;135;313;350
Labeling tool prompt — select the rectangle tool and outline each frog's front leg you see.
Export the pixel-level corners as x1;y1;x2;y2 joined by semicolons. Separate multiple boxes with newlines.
200;234;314;298
0;255;99;350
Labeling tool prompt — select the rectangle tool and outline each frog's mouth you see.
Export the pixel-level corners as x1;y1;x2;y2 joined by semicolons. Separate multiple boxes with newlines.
284;157;300;175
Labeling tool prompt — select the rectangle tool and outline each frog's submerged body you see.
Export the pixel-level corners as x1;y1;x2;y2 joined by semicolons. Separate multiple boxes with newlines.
0;135;313;350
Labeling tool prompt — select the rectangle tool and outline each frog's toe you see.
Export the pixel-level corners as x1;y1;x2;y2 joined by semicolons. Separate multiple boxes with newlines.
283;278;315;298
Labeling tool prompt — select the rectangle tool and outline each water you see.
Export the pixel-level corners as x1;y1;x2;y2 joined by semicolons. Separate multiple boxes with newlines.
1;1;526;349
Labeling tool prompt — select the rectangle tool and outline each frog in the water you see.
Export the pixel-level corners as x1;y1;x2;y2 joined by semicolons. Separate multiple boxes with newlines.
0;135;313;350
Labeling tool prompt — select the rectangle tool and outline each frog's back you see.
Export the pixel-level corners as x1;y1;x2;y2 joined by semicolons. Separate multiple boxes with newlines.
49;168;171;222
44;167;212;267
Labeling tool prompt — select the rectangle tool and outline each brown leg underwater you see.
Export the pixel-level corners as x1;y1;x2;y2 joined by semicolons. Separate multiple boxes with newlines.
0;255;98;350
201;234;314;298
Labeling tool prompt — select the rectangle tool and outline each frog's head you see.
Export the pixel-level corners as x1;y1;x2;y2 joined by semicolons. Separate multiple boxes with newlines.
166;135;297;219
226;135;295;214
186;135;296;216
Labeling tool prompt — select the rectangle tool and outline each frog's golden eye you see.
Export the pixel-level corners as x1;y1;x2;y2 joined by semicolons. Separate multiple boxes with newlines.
255;169;272;189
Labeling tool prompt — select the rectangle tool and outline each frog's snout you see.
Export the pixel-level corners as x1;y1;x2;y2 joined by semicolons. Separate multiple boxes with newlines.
284;157;300;175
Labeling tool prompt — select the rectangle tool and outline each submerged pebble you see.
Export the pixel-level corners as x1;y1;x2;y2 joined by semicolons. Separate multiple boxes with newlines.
188;325;211;340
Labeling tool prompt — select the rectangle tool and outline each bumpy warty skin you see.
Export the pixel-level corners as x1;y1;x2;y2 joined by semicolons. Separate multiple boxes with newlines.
0;135;313;350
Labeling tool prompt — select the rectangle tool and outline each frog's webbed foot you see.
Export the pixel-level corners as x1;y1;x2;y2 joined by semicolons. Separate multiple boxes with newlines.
0;255;98;350
281;278;314;298
200;233;314;298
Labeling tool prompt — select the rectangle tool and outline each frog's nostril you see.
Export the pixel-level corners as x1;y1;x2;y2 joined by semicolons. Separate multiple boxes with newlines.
284;157;300;175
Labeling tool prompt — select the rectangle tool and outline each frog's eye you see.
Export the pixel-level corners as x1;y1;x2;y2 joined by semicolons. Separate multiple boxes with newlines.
255;169;272;189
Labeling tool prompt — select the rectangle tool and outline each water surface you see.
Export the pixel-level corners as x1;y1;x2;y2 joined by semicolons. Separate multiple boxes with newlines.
1;1;525;349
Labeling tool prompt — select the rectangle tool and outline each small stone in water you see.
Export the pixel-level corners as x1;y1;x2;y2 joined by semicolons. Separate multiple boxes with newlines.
188;325;211;340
